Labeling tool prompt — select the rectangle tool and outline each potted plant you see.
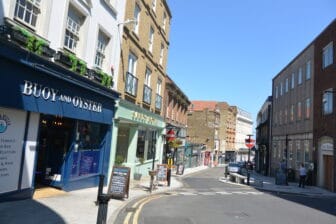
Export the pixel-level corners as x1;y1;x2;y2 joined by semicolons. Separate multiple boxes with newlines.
114;155;125;166
134;157;144;180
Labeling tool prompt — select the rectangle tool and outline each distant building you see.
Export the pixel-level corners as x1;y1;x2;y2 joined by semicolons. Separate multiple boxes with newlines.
235;108;253;162
256;96;272;176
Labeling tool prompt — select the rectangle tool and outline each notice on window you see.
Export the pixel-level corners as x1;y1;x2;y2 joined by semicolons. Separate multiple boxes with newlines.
0;107;26;194
108;166;130;199
156;164;167;182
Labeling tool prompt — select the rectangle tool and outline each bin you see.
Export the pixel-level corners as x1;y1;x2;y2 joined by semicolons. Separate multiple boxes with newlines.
287;168;295;182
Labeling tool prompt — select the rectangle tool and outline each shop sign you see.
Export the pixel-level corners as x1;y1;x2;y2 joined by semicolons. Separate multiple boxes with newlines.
0;108;26;194
22;80;102;113
131;111;157;125
321;142;333;151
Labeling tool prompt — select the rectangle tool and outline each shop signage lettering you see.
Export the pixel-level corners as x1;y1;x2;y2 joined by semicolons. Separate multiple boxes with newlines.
22;80;102;113
132;111;157;125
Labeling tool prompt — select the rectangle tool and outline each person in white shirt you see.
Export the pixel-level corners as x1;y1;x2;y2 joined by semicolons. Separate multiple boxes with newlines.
298;163;307;188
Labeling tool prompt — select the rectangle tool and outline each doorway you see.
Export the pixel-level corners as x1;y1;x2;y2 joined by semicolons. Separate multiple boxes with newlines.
35;115;75;187
323;155;334;191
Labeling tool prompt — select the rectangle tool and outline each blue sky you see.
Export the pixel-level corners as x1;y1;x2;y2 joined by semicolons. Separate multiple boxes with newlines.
166;0;336;125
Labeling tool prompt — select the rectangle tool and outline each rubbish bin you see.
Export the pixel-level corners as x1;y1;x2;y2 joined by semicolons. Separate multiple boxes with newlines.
287;168;295;182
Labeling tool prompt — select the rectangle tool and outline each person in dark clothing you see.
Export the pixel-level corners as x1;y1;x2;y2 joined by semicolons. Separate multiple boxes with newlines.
298;163;307;188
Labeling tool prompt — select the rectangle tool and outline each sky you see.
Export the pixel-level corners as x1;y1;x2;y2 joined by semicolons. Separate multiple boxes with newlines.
166;0;336;126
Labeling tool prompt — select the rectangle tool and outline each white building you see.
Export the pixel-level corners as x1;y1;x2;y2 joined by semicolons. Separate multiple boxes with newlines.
235;108;253;161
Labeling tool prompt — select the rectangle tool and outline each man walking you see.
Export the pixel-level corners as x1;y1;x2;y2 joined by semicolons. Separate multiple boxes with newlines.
298;163;307;188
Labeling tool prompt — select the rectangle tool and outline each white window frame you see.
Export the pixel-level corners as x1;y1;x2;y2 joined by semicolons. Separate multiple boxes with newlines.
162;12;167;30
64;7;82;52
323;89;333;115
133;4;141;34
149;26;154;53
94;31;109;69
156;78;162;95
323;42;333;69
14;0;41;28
285;78;289;93
128;52;137;75
145;67;151;86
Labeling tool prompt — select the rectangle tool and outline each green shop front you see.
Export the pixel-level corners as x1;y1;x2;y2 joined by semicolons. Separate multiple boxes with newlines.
110;100;165;180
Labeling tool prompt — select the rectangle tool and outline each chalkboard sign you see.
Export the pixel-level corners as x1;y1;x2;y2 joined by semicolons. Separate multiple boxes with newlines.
156;164;168;182
176;164;184;175
108;166;130;199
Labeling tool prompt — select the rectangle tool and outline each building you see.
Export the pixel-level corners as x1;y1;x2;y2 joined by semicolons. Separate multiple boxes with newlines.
272;41;314;180
313;19;336;192
187;101;220;165
256;96;272;176
163;75;190;165
0;0;124;200
234;108;254;162
217;102;237;162
111;0;172;180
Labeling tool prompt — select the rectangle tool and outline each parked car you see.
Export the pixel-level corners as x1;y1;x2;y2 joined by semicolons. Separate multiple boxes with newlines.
227;162;243;174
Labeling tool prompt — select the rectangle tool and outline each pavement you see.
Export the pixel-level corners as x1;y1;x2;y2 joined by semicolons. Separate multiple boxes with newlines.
219;168;336;198
1;165;335;224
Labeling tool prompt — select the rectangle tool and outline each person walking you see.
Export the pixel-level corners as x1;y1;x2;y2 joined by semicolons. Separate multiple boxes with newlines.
298;163;307;188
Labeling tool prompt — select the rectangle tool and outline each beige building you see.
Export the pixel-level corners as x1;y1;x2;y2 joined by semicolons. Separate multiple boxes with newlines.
111;0;172;180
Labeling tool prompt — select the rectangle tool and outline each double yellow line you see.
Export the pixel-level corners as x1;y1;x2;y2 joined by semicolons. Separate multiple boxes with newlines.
123;195;163;224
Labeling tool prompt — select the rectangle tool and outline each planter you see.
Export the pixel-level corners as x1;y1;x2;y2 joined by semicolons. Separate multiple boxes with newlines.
88;69;103;83
11;29;28;46
133;173;142;180
40;45;56;58
55;51;72;67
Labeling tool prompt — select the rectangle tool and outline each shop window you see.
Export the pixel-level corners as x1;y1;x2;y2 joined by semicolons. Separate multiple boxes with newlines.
136;128;157;161
147;130;157;160
77;121;107;149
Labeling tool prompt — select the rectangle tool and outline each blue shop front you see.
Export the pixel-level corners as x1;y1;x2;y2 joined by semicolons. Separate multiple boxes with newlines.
0;41;119;201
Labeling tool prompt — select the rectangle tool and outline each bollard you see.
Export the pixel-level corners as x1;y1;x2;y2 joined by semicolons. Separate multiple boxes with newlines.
167;168;171;186
96;175;112;224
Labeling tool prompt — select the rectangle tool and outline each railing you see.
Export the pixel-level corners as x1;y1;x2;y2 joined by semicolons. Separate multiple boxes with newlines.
143;85;152;104
125;72;138;97
155;94;162;110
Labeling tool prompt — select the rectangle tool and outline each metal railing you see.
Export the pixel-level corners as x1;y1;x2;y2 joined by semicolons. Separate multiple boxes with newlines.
143;85;152;104
125;72;138;97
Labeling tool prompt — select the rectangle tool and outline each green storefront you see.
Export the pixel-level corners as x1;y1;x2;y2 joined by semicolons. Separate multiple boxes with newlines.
109;100;165;180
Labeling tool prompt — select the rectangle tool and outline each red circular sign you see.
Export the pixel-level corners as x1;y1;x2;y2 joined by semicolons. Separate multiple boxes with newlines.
245;138;255;149
166;129;176;142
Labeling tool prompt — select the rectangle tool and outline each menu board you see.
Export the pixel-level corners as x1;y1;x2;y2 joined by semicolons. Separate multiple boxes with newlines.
176;164;185;175
156;164;167;182
108;166;130;199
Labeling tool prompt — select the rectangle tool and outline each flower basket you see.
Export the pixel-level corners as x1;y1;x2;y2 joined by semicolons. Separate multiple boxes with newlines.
55;51;72;67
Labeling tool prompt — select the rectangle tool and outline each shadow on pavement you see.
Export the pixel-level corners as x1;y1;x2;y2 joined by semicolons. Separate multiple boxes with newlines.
0;199;66;224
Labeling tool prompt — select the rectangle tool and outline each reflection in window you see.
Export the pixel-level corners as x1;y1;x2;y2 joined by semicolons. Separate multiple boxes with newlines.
76;121;107;149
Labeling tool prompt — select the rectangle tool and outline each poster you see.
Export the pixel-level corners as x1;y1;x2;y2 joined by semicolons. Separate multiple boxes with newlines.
0;107;26;194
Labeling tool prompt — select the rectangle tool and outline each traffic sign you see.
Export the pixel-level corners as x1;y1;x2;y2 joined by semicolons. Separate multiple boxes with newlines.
245;138;255;149
166;129;176;142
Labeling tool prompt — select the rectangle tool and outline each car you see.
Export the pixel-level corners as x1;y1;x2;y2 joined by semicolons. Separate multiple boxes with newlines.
227;162;243;174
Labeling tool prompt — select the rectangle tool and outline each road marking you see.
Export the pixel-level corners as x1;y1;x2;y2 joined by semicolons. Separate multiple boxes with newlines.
131;195;162;224
176;191;264;196
123;197;151;224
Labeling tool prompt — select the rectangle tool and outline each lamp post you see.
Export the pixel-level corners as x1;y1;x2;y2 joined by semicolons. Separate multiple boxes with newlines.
245;134;254;185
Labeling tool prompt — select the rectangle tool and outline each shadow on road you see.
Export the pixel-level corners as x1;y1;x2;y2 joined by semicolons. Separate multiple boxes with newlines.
0;199;66;224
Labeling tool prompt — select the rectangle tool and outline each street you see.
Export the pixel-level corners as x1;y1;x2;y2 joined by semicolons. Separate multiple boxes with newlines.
116;167;336;224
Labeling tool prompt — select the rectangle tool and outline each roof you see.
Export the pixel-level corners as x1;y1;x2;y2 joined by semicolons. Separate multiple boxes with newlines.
189;101;218;111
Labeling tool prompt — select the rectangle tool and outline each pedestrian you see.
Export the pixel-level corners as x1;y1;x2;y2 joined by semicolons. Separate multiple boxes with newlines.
298;163;307;188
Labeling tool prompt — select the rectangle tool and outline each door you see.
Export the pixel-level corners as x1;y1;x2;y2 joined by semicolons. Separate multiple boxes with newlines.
35;115;74;186
323;155;334;191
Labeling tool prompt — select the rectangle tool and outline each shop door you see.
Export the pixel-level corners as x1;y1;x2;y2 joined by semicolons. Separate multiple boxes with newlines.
35;115;74;186
323;155;334;191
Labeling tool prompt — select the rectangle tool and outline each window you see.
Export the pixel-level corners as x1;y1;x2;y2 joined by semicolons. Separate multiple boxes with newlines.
143;67;152;104
162;12;167;30
136;128;157;161
284;109;288;124
125;53;138;96
306;60;311;80
152;0;156;11
159;43;164;65
148;26;154;53
297;101;302;120
156;78;162;95
275;86;278;99
94;31;109;68
291;73;295;89
285;78;289;93
298;67;302;85
323;90;333;115
305;98;311;119
290;104;294;122
280;82;283;96
296;141;301;164
304;140;310;163
64;6;83;52
133;4;141;34
155;79;162;109
14;0;40;28
323;42;333;68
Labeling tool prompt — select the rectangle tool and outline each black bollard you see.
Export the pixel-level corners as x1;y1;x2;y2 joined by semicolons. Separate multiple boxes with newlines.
96;175;112;224
167;168;171;186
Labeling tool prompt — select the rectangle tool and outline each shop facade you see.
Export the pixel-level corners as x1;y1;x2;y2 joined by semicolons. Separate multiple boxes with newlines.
0;41;119;201
110;100;165;180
